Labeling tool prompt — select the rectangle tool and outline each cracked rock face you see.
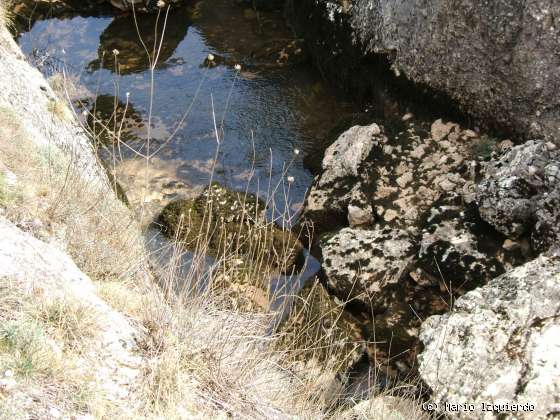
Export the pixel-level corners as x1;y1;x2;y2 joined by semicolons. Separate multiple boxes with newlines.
321;226;416;311
415;194;525;295
300;123;383;234
418;255;560;419
476;140;560;253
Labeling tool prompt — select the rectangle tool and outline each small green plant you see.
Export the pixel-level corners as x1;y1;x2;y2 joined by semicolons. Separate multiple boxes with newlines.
474;134;498;160
0;319;56;378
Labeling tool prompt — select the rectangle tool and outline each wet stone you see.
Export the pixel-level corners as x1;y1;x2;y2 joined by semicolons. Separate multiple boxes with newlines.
158;183;304;273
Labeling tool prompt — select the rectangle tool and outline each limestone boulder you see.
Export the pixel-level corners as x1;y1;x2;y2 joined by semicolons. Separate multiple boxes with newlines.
476;140;560;253
419;255;560;419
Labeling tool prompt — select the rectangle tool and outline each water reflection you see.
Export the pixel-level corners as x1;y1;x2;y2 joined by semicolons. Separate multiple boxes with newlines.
88;7;192;74
17;0;357;219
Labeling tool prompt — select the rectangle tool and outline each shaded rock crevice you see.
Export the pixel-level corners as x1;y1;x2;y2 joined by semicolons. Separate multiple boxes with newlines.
286;0;560;143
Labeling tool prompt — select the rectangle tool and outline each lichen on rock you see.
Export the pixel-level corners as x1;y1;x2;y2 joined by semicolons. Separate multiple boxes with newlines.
321;226;416;312
476;140;560;253
419;254;560;419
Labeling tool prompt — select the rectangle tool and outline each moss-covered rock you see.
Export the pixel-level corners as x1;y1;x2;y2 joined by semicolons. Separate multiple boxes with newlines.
158;183;304;273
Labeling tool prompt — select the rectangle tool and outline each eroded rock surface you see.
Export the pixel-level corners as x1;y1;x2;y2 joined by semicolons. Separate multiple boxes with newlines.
321;226;416;311
300;123;382;234
476;140;560;253
419;255;560;419
301;118;484;240
0;217;142;408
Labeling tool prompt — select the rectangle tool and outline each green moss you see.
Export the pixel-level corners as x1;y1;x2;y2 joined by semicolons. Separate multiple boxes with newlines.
158;183;303;272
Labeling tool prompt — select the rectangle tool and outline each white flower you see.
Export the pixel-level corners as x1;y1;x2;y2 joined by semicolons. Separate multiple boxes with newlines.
82;110;88;117
61;48;66;55
207;53;215;62
234;64;241;71
157;0;166;7
294;148;300;155
112;49;119;56
287;176;295;183
126;92;130;98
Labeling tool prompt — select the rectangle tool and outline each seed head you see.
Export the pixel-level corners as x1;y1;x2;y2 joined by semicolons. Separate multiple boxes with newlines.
234;64;241;71
157;0;166;7
287;176;295;183
112;49;119;56
207;54;215;62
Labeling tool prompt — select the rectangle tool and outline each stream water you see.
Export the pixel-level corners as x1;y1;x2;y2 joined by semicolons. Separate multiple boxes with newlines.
17;0;361;219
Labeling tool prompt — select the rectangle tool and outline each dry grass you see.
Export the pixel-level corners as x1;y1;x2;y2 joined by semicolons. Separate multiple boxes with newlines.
0;1;14;31
0;280;111;419
0;105;147;283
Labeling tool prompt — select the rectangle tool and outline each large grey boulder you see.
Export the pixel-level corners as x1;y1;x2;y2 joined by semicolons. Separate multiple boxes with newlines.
418;255;560;419
476;140;560;253
287;0;560;142
321;226;416;311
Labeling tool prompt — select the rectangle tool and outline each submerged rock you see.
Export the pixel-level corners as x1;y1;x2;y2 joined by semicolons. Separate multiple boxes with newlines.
12;0;187;18
476;140;560;253
87;8;191;74
158;183;303;273
321;226;416;312
419;255;560;419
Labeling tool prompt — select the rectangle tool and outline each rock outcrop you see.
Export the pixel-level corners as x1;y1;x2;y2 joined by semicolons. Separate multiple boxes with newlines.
300;123;382;235
321;226;415;311
419;254;560;419
301;117;525;377
476;140;560;254
0;217;142;410
300;117;486;242
287;0;560;143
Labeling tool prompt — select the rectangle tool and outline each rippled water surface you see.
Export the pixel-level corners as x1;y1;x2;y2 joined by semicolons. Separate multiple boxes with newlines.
17;0;358;217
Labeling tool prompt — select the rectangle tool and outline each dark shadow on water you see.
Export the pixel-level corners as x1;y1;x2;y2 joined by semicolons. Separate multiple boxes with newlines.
87;7;193;74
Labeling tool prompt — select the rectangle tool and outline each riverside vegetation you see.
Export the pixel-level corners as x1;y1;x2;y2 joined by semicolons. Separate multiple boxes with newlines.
1;1;559;419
